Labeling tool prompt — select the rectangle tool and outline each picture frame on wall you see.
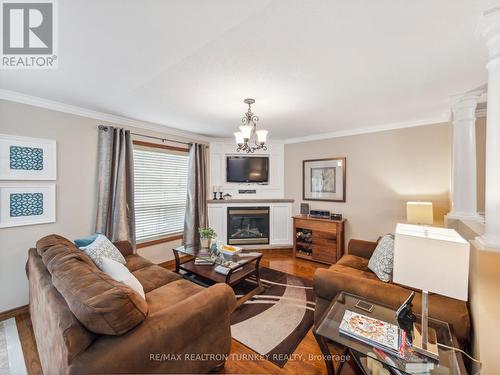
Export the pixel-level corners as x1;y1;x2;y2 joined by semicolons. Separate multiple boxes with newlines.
0;134;57;180
303;157;346;202
0;183;56;228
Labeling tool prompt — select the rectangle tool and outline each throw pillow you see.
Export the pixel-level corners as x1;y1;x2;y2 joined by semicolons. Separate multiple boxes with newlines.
74;233;100;247
101;257;145;299
368;234;395;282
79;234;126;270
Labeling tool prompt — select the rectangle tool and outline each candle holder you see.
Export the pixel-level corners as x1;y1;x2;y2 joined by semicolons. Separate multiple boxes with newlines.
218;191;223;200
213;191;218;200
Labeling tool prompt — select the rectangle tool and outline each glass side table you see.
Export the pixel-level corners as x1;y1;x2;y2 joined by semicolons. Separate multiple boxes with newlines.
314;292;466;375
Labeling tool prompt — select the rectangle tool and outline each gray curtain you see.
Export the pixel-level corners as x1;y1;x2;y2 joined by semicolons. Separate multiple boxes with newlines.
183;143;208;247
95;125;136;249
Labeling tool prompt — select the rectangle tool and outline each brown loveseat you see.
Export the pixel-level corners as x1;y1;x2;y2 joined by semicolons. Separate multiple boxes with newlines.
313;239;471;348
26;234;236;374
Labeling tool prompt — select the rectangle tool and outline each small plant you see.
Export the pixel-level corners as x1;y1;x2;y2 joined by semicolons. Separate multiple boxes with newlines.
198;227;217;239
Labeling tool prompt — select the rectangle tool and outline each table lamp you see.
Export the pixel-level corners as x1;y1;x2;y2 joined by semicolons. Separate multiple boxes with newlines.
406;201;433;225
393;224;470;359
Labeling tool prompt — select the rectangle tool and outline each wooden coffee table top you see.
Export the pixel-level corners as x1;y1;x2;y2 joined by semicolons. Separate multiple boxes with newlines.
179;258;261;286
173;245;263;286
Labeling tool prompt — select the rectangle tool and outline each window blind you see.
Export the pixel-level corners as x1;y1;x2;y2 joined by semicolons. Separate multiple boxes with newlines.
133;147;189;243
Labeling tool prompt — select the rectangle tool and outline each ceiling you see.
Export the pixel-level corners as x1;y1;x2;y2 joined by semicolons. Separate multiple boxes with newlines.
0;0;491;140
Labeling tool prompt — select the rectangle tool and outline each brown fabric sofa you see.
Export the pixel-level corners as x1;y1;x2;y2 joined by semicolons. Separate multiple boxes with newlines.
26;234;236;374
313;239;471;348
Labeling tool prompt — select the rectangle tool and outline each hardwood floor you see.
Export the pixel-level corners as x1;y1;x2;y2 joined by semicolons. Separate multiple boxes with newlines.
221;249;333;374
10;248;346;375
15;314;42;375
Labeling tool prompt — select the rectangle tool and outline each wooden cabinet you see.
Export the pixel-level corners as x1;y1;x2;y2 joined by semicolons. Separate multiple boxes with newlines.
293;215;345;265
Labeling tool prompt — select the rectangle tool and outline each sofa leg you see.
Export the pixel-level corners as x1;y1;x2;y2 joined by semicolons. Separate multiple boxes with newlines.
210;361;225;373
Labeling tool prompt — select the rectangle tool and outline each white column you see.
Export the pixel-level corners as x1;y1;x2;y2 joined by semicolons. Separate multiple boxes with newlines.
477;3;500;250
447;91;483;221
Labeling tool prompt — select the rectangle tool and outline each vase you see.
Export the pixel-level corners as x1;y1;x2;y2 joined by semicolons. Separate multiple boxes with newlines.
200;237;210;249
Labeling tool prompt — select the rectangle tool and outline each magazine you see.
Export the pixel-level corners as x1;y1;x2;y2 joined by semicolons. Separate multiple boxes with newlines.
339;310;404;357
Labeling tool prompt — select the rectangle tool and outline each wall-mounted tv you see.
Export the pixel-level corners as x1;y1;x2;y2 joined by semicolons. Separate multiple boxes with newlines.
226;156;269;183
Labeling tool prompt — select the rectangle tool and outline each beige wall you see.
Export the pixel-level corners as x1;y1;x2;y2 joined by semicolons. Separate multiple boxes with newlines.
284;123;452;243
0;100;200;312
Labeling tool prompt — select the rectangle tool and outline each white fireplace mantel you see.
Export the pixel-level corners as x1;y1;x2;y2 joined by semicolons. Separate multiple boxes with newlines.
208;201;293;248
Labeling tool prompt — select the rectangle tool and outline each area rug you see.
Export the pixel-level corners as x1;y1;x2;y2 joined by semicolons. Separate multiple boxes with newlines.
231;267;315;367
0;318;27;375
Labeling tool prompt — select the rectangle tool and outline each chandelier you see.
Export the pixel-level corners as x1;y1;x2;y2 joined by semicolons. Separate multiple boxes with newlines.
234;98;268;153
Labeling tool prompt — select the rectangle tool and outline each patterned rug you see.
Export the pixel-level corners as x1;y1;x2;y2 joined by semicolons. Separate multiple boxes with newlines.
0;318;27;375
231;267;315;367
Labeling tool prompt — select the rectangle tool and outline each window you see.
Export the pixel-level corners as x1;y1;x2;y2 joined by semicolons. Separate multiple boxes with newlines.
133;143;189;243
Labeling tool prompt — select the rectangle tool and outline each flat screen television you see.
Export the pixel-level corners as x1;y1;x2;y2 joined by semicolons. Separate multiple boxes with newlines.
226;156;269;183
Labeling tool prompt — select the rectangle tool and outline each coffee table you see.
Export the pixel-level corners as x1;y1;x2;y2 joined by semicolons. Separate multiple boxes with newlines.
173;245;263;306
314;292;466;375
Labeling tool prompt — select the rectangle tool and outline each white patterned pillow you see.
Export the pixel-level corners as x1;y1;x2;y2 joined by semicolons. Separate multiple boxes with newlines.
79;234;126;270
368;234;395;282
101;257;145;299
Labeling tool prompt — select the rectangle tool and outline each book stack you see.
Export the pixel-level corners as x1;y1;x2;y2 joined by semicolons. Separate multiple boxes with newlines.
194;254;215;265
339;310;405;358
215;262;242;275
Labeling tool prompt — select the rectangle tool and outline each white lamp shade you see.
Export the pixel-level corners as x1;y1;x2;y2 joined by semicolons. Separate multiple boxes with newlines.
239;124;253;140
393;224;470;301
256;129;268;143
406;201;433;225
234;132;244;144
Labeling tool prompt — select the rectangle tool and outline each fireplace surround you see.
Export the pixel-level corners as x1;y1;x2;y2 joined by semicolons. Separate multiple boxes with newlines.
227;207;270;245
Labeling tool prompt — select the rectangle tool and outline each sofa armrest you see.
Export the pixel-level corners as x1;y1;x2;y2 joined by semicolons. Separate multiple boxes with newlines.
347;239;378;259
69;283;236;374
113;240;134;256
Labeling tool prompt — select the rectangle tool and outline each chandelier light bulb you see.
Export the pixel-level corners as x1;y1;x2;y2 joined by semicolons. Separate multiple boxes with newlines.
256;129;268;144
239;124;253;140
234;131;244;144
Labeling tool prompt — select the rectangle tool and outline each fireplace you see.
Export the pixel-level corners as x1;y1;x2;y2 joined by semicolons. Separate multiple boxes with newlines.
227;207;270;245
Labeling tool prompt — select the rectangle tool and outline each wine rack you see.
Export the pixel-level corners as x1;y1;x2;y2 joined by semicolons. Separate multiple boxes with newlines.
292;215;345;265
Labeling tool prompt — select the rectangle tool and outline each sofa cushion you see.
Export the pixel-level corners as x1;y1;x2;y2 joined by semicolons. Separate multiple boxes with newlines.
132;265;182;293
36;234;76;256
79;234;126;269
125;254;154;272
146;279;204;314
332;263;380;281
38;234;96;270
46;245;149;335
368;234;395;282
336;254;371;272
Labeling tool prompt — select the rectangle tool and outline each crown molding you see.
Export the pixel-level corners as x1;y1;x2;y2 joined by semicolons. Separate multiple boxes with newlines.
0;89;213;143
283;114;450;144
0;89;459;145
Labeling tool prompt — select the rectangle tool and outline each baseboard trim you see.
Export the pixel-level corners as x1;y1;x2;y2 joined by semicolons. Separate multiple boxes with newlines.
0;305;29;322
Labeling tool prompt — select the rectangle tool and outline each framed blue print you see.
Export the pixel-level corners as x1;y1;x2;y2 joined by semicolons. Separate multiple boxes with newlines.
0;134;56;180
0;183;56;228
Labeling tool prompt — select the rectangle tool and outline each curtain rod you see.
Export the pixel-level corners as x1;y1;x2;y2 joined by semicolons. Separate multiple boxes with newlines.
98;125;193;146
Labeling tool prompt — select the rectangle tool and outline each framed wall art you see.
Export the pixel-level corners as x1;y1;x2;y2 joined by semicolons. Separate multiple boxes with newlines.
303;157;346;202
0;134;56;180
0;183;56;228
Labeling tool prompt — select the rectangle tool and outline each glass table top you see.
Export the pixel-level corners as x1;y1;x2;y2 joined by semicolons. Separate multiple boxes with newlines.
315;292;462;375
174;245;262;261
173;244;208;256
